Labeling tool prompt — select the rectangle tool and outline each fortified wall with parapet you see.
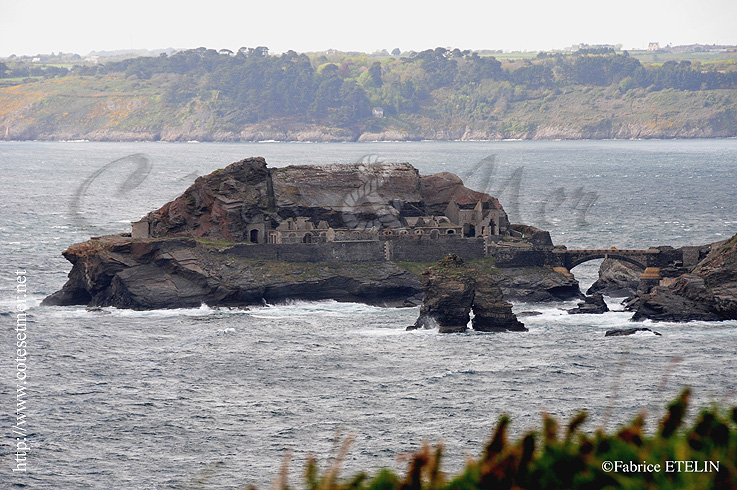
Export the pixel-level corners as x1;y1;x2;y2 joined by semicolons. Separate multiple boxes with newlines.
131;157;530;261
130;157;694;280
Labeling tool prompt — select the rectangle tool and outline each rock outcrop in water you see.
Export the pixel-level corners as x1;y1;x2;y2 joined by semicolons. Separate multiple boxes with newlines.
408;255;526;333
587;259;641;297
567;293;609;314
471;275;527;332
632;234;737;322
44;158;583;310
410;255;475;333
605;328;662;337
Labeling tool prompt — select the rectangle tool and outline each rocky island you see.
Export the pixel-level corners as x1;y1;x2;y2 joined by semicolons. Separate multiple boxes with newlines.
43;157;579;313
43;156;737;327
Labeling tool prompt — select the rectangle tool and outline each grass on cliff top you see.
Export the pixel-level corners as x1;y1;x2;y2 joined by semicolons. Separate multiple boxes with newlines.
196;238;241;248
261;389;737;490
395;257;501;277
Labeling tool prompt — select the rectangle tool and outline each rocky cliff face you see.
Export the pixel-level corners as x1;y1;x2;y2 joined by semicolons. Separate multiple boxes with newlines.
43;235;580;310
633;234;737;322
471;275;526;332
145;157;505;241
587;259;641;297
410;255;476;333
42;236;424;309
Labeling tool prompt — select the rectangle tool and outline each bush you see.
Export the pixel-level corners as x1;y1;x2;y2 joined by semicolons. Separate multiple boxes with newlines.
267;389;737;490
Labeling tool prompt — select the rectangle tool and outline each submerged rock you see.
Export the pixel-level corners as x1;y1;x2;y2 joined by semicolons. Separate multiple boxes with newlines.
605;327;662;337
567;293;609;314
516;311;543;317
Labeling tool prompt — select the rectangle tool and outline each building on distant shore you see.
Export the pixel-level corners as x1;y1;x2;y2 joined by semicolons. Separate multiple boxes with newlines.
647;42;660;52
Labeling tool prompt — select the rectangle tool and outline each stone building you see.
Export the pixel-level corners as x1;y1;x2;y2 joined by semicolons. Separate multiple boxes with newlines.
133;198;507;244
445;199;507;238
380;216;462;239
268;217;330;244
245;214;270;244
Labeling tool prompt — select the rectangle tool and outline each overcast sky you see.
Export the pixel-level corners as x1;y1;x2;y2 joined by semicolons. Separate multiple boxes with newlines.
2;0;737;57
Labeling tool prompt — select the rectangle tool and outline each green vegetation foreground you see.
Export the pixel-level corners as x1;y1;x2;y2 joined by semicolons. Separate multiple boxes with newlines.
272;390;737;490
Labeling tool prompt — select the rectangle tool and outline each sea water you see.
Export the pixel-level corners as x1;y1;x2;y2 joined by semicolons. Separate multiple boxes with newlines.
1;140;736;489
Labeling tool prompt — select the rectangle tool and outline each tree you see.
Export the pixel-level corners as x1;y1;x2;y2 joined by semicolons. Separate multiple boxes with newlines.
391;48;401;56
0;62;8;78
368;61;382;87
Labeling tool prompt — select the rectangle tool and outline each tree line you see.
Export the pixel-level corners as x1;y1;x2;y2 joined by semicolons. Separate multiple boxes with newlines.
2;47;736;128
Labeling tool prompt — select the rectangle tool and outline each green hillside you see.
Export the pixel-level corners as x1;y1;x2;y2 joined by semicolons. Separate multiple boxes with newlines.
1;47;736;141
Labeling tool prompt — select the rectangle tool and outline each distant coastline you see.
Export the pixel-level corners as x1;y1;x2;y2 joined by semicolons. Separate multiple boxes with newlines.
2;121;736;143
2;46;735;143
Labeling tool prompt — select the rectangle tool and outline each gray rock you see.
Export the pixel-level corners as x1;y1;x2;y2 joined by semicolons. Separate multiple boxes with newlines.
471;275;527;332
516;311;543;317
409;255;475;333
587;258;641;297
495;267;582;302
409;255;526;333
43;235;423;310
567;293;609;314
605;328;662;337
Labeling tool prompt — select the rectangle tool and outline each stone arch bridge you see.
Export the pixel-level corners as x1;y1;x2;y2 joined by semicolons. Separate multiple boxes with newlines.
551;247;687;290
555;248;666;270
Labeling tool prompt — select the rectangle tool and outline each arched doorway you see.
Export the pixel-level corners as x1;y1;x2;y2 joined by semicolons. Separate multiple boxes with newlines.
303;233;313;243
249;229;260;243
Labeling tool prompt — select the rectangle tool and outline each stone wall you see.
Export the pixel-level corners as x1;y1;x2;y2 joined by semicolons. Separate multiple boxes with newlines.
493;248;557;268
225;238;490;263
387;238;485;262
227;241;386;263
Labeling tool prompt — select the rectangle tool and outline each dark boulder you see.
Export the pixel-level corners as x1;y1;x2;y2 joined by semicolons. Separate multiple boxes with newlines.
587;258;641;297
567;293;609;314
517;311;543;317
471;275;527;332
605;327;662;337
409;255;475;333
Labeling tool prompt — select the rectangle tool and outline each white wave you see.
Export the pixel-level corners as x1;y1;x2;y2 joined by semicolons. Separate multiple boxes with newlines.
43;303;249;319
250;299;392;319
356;328;412;337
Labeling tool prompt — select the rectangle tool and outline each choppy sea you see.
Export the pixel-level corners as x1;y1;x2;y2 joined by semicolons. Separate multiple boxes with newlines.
1;139;736;489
